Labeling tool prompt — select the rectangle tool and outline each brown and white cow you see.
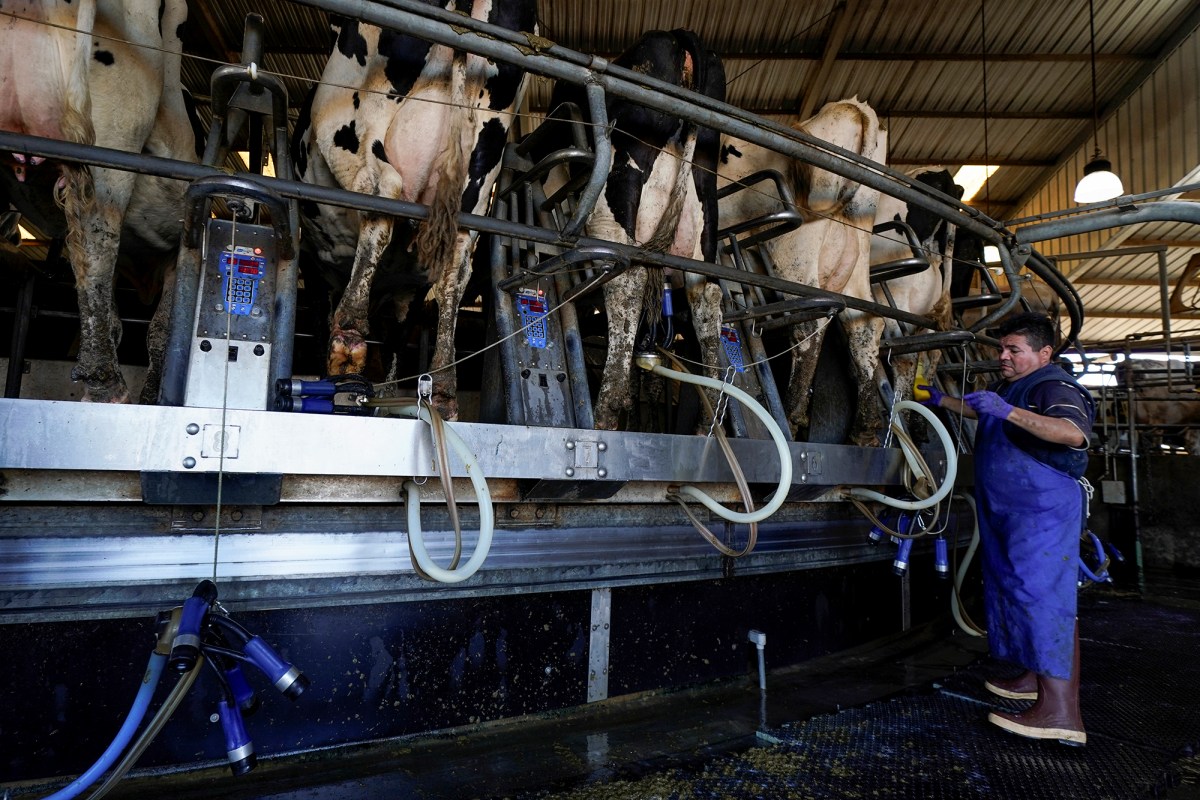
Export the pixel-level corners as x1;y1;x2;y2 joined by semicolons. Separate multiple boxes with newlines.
0;0;199;403
718;97;887;445
525;29;727;430
292;1;537;419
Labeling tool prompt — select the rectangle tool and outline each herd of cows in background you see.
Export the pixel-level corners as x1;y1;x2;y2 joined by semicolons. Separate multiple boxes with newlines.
3;0;1192;451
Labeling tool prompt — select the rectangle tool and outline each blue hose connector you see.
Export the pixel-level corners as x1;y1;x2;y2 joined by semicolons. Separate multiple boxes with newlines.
276;378;338;397
934;537;949;578
244;637;309;700
169;580;218;673
867;515;890;545
276;395;336;413
892;537;914;576
224;663;260;715
218;698;257;776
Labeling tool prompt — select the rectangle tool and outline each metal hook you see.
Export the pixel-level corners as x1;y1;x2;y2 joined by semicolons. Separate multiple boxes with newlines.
707;366;737;439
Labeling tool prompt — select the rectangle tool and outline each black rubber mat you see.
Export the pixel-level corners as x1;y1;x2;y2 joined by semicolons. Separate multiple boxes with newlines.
754;593;1200;800
524;593;1200;799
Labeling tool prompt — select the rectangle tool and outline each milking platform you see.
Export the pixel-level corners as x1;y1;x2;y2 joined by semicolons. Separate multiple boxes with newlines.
4;576;1190;800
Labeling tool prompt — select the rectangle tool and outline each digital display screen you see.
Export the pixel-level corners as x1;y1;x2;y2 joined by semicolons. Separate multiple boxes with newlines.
237;264;259;275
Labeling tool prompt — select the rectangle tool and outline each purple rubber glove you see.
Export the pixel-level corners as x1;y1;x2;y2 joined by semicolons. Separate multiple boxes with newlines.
915;384;945;407
963;390;1014;420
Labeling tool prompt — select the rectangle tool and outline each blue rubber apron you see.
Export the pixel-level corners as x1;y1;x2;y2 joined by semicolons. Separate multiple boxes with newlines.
975;407;1082;680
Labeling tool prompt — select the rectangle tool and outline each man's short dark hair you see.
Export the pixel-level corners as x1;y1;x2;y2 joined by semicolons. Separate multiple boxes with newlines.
996;312;1056;351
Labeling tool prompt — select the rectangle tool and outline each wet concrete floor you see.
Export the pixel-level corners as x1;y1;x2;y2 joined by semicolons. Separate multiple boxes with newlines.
25;575;1200;800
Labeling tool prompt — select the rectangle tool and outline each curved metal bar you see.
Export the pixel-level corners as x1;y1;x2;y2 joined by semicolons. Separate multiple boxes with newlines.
1013;201;1200;244
183;175;295;258
561;81;612;240
495;245;629;293
1024;250;1086;354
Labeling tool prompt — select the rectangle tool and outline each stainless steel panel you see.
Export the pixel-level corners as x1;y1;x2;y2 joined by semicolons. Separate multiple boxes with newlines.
0;399;911;488
587;587;612;703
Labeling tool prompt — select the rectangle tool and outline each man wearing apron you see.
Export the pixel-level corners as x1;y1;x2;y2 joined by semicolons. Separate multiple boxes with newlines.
921;313;1094;745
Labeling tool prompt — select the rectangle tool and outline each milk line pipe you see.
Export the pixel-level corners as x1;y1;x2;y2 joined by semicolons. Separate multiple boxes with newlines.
84;657;204;800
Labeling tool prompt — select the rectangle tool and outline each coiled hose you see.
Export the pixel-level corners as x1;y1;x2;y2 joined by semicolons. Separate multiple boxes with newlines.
845;400;958;511
644;361;792;524
372;400;494;583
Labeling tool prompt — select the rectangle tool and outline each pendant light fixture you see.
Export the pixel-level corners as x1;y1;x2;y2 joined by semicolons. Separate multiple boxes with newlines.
1074;0;1124;203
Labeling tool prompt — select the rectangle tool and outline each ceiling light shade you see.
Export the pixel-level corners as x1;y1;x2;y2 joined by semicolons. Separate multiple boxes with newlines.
1074;153;1124;203
1075;0;1124;205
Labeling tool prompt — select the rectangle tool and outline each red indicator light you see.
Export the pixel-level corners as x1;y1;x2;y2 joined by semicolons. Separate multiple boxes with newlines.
254;248;262;255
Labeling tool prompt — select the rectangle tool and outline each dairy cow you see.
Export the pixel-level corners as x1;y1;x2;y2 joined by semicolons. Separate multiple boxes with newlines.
718;98;887;445
526;29;726;430
0;0;200;403
292;1;537;418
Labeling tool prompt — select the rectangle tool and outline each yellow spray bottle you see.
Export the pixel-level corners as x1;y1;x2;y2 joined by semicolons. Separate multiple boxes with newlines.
912;358;931;401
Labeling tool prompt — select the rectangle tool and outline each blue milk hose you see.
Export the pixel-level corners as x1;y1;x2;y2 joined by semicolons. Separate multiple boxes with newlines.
43;651;166;800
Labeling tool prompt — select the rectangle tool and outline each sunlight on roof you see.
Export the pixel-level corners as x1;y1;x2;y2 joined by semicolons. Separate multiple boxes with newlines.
1062;352;1200;389
953;164;998;202
238;151;275;177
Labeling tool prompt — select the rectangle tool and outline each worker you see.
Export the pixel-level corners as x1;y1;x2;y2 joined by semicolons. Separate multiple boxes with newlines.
919;312;1094;746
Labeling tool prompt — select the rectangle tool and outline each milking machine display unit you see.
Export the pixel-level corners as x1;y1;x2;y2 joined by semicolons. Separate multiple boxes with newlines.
0;3;1113;794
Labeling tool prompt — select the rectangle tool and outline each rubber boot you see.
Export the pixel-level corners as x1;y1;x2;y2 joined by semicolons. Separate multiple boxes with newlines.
987;624;1085;746
984;670;1037;701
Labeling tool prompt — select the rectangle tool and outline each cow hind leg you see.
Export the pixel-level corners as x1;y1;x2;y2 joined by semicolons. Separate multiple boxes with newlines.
594;268;650;431
784;318;829;437
426;230;478;421
685;275;725;431
140;253;181;404
329;213;392;377
843;311;886;447
63;168;129;403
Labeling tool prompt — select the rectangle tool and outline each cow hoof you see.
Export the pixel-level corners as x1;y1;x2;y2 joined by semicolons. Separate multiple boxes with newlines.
329;329;368;376
850;432;881;447
81;386;131;404
431;392;459;422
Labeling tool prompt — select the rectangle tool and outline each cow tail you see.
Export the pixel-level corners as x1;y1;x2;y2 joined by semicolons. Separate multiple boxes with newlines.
55;104;98;281
931;224;956;328
639;122;698;329
414;48;471;287
643;122;699;257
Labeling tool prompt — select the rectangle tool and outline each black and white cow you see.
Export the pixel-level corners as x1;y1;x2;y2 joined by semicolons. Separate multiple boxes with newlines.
292;0;537;419
528;29;727;430
0;0;200;403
